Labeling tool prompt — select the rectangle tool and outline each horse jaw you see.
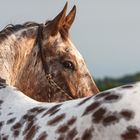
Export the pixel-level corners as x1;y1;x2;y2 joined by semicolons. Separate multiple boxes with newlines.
66;39;100;96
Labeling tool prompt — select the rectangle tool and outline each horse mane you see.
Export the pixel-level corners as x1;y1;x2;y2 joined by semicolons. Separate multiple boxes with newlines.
0;22;42;41
1;22;40;33
0;20;68;42
0;20;52;35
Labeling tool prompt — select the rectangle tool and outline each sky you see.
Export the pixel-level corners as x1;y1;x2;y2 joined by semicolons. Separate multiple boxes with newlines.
0;0;140;78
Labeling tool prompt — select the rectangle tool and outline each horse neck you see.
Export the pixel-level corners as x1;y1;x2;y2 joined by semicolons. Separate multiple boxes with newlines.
0;26;38;85
14;42;48;101
0;25;58;102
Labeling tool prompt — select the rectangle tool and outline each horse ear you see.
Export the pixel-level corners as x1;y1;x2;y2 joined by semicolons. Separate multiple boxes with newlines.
50;2;68;35
63;5;76;31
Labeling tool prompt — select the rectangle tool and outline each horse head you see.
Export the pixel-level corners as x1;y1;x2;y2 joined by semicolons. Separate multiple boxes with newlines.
0;2;99;102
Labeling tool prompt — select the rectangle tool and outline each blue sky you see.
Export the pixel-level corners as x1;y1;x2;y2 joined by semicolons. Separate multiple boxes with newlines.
0;0;140;78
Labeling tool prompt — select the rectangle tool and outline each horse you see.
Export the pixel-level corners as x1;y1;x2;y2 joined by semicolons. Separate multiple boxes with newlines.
0;2;99;102
1;80;140;140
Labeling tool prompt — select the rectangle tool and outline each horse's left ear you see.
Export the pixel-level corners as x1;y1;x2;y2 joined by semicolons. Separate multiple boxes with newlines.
47;2;68;36
63;5;76;31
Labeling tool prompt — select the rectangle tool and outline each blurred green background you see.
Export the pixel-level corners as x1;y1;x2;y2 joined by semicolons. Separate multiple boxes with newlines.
95;72;140;91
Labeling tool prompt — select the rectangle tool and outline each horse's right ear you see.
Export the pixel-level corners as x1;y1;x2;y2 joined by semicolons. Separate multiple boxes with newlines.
48;2;68;36
63;5;76;31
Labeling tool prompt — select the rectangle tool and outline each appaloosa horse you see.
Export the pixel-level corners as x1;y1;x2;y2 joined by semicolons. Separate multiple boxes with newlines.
1;81;140;140
0;3;99;102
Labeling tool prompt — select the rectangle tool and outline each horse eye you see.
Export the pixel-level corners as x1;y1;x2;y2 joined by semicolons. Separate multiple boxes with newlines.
62;61;75;71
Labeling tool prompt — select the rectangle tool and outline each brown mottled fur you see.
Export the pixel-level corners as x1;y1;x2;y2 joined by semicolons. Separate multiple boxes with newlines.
0;3;99;102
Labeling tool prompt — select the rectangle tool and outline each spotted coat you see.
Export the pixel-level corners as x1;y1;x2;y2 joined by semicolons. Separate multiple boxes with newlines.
1;82;140;140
